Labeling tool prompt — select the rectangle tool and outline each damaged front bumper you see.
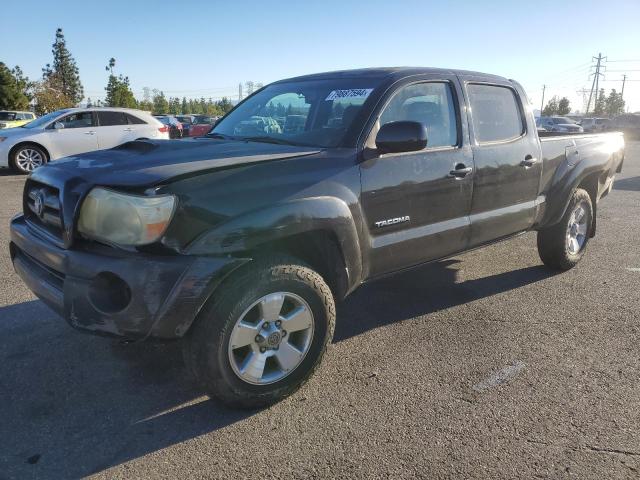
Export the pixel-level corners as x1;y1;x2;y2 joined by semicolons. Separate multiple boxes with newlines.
10;214;247;340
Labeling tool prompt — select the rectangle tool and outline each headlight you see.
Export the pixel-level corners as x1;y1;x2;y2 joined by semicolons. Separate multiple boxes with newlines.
78;188;176;246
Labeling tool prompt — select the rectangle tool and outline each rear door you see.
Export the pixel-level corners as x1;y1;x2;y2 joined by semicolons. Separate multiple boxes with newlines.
359;75;474;277
96;110;131;148
461;79;542;246
124;112;149;139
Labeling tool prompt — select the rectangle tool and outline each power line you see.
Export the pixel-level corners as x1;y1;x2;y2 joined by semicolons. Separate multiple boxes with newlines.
586;53;606;115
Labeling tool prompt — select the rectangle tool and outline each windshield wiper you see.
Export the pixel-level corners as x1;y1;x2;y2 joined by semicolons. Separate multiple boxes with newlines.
241;136;299;146
206;132;235;140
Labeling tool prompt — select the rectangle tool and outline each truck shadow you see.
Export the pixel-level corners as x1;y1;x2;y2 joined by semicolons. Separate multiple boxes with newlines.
0;300;252;478
0;260;555;477
613;175;640;192
335;260;556;342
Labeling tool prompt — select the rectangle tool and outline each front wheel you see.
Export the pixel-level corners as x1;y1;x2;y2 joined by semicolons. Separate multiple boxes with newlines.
11;144;48;174
183;256;335;408
537;188;593;270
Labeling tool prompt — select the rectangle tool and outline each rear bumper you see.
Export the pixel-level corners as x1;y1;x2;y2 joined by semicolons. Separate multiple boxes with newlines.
10;214;247;340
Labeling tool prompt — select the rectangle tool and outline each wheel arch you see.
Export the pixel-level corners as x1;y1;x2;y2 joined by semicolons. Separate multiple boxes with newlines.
186;197;363;301
9;141;51;169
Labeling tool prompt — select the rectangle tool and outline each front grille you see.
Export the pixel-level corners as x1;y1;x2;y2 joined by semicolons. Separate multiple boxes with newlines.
24;181;64;242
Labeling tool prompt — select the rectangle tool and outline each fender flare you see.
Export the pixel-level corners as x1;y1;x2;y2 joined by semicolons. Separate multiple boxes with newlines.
186;196;363;289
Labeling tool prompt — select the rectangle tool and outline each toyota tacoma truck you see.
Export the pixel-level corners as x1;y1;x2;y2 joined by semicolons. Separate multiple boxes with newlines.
9;68;625;407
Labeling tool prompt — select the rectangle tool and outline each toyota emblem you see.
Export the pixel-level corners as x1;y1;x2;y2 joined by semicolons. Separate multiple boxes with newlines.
34;192;45;217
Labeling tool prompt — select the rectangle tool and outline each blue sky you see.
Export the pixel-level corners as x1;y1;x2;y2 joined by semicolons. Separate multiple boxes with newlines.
2;0;640;112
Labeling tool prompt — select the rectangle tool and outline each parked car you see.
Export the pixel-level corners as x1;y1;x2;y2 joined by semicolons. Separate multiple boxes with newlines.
175;115;194;136
537;116;584;133
609;113;640;140
233;115;282;136
10;68;624;408
0;111;37;129
580;117;610;133
154;115;184;138
0;108;169;173
188;115;217;136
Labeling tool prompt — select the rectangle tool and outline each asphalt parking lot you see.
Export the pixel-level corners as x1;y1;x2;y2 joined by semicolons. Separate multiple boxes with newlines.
1;143;639;480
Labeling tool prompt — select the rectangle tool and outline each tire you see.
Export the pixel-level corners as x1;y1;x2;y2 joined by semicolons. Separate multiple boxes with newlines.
537;188;593;270
11;143;48;174
183;256;336;408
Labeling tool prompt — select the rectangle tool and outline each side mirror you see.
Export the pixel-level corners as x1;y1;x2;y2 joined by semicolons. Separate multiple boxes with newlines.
375;121;427;154
53;121;65;130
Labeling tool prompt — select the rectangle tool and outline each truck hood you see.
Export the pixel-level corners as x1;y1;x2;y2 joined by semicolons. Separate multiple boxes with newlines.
37;138;322;188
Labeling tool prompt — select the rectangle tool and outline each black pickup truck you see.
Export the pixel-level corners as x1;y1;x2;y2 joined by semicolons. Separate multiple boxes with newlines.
10;68;625;407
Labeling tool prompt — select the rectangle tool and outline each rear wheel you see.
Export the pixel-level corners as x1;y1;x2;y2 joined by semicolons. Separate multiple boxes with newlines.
537;188;593;270
183;256;335;408
11;144;48;174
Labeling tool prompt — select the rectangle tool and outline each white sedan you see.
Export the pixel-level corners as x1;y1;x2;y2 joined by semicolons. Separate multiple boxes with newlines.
0;108;170;174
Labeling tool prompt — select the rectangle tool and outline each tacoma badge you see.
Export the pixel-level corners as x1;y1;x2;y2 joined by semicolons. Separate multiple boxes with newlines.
375;216;410;228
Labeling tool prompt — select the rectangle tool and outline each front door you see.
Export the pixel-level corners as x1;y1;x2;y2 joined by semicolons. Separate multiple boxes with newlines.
462;80;542;246
360;77;474;278
45;111;98;158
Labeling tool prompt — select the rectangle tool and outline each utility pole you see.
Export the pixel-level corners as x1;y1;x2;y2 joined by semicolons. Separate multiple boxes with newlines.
238;83;243;101
586;53;606;115
540;84;546;115
621;74;627;100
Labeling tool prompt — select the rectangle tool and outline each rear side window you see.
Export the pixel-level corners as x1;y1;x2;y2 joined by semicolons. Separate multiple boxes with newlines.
379;82;458;148
98;111;128;126
467;84;524;143
126;113;147;125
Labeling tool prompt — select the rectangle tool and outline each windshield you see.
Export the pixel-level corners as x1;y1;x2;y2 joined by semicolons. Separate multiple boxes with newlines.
211;79;380;147
22;110;70;129
0;112;17;121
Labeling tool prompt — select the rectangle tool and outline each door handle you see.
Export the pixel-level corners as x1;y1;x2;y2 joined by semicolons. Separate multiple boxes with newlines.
521;155;538;167
84;131;96;135
124;128;134;132
448;165;473;179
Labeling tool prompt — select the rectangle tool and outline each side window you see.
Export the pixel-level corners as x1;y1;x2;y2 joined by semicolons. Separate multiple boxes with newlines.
58;112;95;128
126;113;147;125
98;111;128;126
467;84;524;143
378;82;458;148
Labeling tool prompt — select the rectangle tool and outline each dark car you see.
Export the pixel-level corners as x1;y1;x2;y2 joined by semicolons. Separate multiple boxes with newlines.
175;115;195;136
154;115;183;138
10;68;624;408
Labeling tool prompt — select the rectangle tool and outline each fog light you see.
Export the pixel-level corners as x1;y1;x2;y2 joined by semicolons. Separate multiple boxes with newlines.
88;272;131;314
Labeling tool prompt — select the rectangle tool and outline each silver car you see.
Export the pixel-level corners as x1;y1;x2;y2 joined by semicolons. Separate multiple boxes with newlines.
537;116;584;133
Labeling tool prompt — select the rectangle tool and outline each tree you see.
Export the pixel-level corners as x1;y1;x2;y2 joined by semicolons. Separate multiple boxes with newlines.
104;58;137;108
542;96;559;116
0;62;30;110
168;97;180;115
594;88;606;115
105;75;137;108
152;91;169;114
43;28;83;105
32;77;73;115
605;89;625;117
181;97;188;114
557;97;571;115
218;97;233;114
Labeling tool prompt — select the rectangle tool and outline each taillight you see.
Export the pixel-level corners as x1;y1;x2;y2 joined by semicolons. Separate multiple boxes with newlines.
158;126;168;133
